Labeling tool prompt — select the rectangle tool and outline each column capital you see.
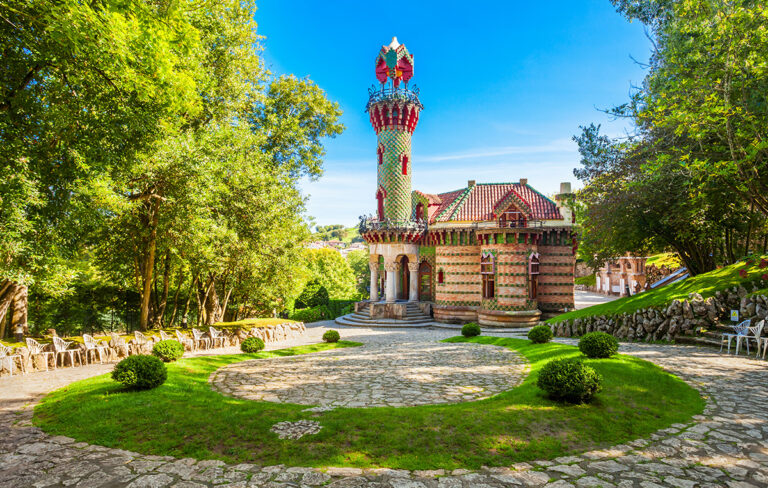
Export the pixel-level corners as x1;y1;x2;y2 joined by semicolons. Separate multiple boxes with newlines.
384;262;399;273
407;262;419;273
369;262;379;273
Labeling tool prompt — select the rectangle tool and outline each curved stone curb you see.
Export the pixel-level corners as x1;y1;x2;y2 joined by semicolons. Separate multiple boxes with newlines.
1;327;766;487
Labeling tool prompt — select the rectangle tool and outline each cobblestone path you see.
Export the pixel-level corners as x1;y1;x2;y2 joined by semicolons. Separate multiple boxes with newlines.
1;324;767;487
211;341;527;407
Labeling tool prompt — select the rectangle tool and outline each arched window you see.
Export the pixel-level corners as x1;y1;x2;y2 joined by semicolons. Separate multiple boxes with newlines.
400;154;409;175
437;269;444;284
481;253;495;299
529;252;540;299
415;202;424;220
377;145;385;165
376;188;386;220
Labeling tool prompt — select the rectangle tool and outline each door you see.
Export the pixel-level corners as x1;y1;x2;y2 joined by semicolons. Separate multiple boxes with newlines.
418;261;432;301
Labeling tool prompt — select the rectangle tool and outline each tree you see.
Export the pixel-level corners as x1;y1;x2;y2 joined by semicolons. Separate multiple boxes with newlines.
304;249;358;300
346;249;371;297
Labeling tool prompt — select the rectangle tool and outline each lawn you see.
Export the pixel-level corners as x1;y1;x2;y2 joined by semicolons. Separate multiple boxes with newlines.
34;337;703;470
549;256;768;324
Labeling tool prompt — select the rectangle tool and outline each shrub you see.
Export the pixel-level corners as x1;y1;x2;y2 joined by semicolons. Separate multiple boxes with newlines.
461;322;481;337
290;306;326;323
579;331;619;358
528;325;553;344
151;340;184;362
241;336;265;353
111;355;167;390
537;358;602;403
323;329;340;343
296;279;330;309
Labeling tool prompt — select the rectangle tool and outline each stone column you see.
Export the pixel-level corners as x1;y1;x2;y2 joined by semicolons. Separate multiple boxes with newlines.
384;261;398;303
394;263;401;300
408;262;419;302
369;261;379;301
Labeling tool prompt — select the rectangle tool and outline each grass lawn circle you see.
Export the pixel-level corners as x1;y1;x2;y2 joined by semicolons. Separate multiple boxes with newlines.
33;337;704;470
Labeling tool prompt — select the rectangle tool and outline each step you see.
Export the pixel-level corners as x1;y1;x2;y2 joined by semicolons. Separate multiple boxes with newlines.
334;315;432;328
341;314;433;324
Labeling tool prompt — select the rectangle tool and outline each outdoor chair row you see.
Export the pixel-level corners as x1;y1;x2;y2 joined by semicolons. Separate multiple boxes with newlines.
1;327;230;376
720;319;767;359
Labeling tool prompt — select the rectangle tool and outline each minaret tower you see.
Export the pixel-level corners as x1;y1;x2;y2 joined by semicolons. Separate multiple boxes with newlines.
367;37;423;223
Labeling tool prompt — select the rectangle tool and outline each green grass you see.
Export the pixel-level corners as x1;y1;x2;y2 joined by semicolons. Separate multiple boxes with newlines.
33;337;702;470
646;252;683;268
549;256;768;324
574;274;596;287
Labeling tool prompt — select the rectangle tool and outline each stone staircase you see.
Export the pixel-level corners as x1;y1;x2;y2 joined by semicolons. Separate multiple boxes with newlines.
335;301;434;327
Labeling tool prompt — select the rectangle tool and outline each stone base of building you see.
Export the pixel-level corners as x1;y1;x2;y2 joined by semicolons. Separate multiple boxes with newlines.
433;305;541;327
477;309;541;327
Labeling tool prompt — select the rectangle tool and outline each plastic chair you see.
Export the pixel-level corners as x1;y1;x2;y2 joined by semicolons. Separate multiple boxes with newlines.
191;328;210;350
175;330;196;351
208;327;226;348
720;319;751;354
159;330;173;341
0;345;25;376
53;336;82;368
83;334;108;364
132;331;150;355
26;338;56;371
738;319;764;357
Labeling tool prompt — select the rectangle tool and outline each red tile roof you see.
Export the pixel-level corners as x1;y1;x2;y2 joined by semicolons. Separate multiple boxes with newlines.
426;183;563;223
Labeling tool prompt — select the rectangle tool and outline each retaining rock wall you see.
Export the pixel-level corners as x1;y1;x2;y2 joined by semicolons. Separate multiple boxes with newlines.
549;284;767;342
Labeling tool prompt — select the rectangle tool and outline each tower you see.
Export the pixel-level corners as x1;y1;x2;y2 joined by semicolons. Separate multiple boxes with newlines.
367;37;423;223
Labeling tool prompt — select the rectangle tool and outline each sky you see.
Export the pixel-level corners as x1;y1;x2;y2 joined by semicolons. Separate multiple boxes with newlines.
254;1;652;227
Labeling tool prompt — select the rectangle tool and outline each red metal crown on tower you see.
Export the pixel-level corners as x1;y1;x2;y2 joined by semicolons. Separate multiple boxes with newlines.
375;37;414;88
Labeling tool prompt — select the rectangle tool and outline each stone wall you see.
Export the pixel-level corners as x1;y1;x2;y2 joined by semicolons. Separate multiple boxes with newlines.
0;321;305;377
549;284;767;342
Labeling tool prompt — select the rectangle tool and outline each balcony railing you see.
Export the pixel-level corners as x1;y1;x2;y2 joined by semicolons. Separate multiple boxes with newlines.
365;85;423;112
493;219;544;229
359;215;427;234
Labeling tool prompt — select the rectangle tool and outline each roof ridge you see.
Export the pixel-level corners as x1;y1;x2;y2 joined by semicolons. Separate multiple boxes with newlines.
436;186;473;221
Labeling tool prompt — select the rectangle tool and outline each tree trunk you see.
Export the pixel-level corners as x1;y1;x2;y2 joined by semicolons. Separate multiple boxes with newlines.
11;284;28;336
220;286;234;322
0;281;17;339
204;276;221;326
181;274;198;328
153;252;171;328
139;200;160;331
168;270;184;328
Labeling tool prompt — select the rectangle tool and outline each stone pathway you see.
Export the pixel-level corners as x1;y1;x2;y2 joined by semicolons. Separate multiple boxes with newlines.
211;341;527;407
1;323;767;487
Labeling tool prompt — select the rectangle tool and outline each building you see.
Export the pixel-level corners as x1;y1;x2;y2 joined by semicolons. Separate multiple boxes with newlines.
595;256;647;296
356;38;576;327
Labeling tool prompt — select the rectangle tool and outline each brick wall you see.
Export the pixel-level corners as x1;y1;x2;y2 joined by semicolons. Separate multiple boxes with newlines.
537;244;575;312
435;245;481;307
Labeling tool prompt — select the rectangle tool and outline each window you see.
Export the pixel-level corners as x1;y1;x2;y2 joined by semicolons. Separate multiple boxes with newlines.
529;252;540;299
376;188;386;220
437;269;444;284
400;154;409;175
415;202;424;220
481;253;495;299
377;145;385;165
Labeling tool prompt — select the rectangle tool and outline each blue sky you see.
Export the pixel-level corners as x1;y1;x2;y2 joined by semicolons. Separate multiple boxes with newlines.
255;1;651;227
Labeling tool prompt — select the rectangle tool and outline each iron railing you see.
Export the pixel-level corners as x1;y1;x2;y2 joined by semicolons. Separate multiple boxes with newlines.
359;215;427;234
365;85;423;112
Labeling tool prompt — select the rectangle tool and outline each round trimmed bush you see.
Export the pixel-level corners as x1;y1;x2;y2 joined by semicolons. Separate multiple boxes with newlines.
579;331;619;358
323;329;340;343
111;355;167;390
537;358;602;403
461;322;481;338
528;325;553;344
151;339;184;362
241;336;265;353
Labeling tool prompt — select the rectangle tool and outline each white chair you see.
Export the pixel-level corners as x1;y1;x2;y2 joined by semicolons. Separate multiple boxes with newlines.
720;319;751;354
26;338;56;371
109;332;129;358
0;345;25;376
760;336;768;360
82;334;108;364
132;331;150;355
159;330;173;341
735;320;764;356
175;330;196;351
191;328;210;350
52;336;82;368
208;327;226;348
